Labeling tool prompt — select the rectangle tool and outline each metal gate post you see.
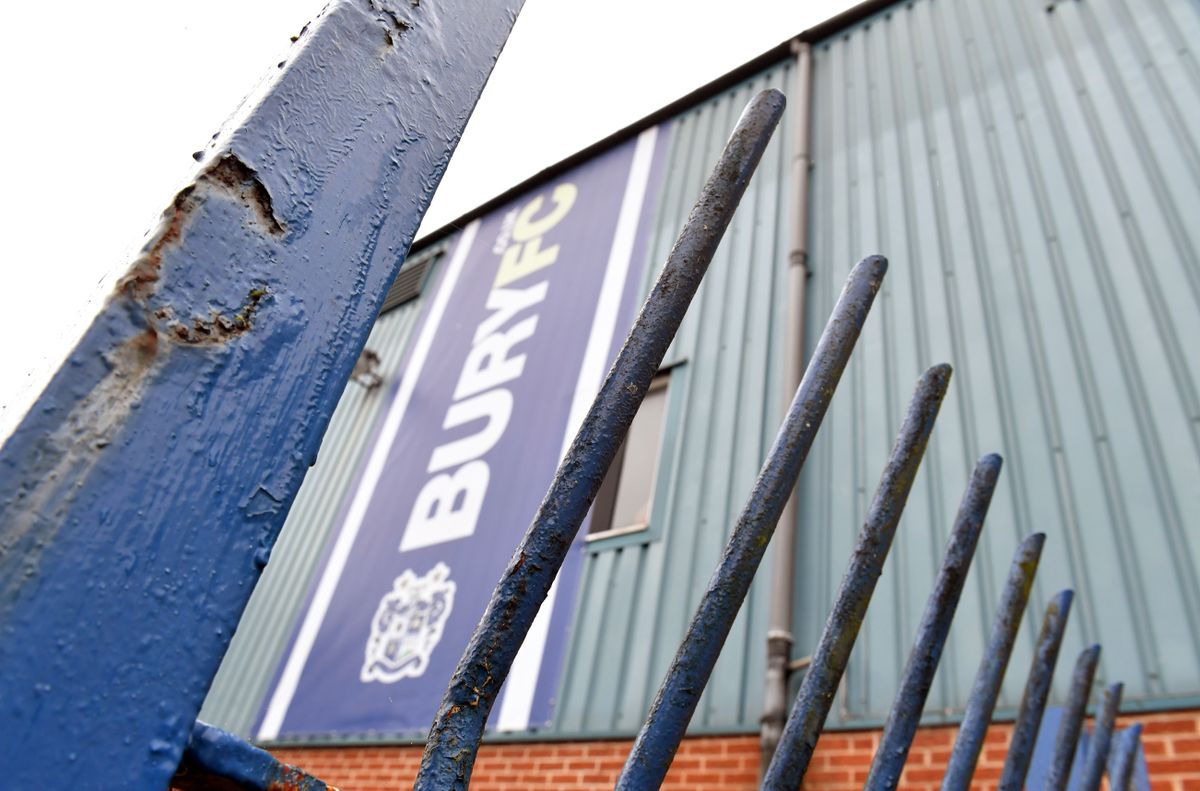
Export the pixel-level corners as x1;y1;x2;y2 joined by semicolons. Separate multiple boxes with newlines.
0;1;520;787
1109;724;1144;791
1044;644;1103;791
1077;682;1126;791
862;455;1002;791
761;364;952;791
998;590;1075;790
941;533;1046;790
616;258;891;789
414;89;786;791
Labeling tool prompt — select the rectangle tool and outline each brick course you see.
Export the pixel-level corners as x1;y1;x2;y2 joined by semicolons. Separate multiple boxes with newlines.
265;708;1200;790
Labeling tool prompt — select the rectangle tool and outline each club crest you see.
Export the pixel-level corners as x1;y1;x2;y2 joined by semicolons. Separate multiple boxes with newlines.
360;562;455;684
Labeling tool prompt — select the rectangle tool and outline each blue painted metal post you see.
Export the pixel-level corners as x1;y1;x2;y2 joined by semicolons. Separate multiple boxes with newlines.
1109;724;1143;791
862;454;1003;791
172;720;328;791
614;259;892;790
0;2;521;787
760;364;953;791
998;590;1075;791
941;533;1046;791
413;89;786;791
1044;644;1102;791
1077;683;1125;791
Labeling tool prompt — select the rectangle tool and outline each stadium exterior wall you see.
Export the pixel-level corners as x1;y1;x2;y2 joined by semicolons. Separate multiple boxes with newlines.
200;0;1200;766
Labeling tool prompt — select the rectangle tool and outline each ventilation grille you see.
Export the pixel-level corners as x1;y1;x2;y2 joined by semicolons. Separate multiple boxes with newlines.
380;248;440;314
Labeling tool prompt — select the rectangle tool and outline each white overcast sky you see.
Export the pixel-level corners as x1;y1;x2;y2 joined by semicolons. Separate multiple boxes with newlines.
0;0;855;442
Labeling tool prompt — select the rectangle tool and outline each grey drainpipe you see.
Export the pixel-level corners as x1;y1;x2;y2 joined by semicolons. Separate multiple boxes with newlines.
761;36;813;776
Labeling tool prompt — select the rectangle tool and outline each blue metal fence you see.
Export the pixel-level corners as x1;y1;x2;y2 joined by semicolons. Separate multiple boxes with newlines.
0;30;1152;785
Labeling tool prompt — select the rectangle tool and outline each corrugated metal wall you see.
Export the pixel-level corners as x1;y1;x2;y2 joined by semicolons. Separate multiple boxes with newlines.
549;61;795;737
200;297;427;735
203;0;1200;740
799;0;1200;726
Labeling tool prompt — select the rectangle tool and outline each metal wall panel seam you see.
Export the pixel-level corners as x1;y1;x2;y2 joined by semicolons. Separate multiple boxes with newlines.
637;91;733;716
945;0;1093;698
926;0;1044;647
652;80;746;729
799;0;1200;722
705;70;793;729
1050;0;1200;625
552;63;797;736
875;11;952;712
1010;0;1181;689
973;0;1156;692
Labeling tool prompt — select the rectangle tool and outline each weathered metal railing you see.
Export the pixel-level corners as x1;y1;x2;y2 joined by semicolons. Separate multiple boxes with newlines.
413;87;790;790
1044;644;1102;791
411;89;1147;790
1078;682;1126;791
759;364;952;790
0;3;1149;778
861;454;1001;791
0;0;523;787
940;532;1046;789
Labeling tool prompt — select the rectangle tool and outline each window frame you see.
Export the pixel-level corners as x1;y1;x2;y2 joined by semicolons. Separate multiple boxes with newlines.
584;362;686;550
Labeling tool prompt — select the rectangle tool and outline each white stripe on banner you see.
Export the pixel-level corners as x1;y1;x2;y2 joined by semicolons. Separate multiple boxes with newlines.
494;125;660;732
258;220;481;741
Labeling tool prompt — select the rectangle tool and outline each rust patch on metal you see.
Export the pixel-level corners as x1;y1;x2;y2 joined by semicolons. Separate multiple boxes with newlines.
165;287;269;346
0;326;164;600
368;0;411;46
203;155;286;236
266;761;341;791
118;154;284;302
113;153;283;345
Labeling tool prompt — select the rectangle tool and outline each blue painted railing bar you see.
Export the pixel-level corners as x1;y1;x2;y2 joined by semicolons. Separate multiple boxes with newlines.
1077;682;1126;791
614;256;892;790
1109;723;1143;791
0;1;521;787
413;89;787;791
1044;644;1102;791
862;454;1003;791
172;720;328;791
760;363;953;791
941;532;1047;791
998;590;1075;791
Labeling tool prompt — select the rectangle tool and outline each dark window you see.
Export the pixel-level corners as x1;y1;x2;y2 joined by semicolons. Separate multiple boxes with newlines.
588;372;670;539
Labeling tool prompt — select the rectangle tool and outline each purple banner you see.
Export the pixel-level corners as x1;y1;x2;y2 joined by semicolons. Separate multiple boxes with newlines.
258;124;670;738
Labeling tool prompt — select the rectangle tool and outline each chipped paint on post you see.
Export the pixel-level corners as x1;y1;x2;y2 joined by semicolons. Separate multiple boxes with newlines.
1044;644;1103;791
1077;683;1125;791
941;533;1047;791
999;590;1075;791
760;364;952;791
862;454;1003;791
618;255;890;791
0;0;521;788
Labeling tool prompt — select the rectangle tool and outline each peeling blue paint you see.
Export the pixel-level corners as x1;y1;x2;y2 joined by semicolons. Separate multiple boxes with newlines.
0;0;521;787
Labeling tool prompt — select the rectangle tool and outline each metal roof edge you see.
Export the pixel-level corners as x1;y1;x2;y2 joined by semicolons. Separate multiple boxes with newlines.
796;0;903;43
412;0;900;253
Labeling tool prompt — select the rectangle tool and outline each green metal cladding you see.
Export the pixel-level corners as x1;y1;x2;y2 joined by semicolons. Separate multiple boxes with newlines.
202;0;1200;740
798;0;1200;724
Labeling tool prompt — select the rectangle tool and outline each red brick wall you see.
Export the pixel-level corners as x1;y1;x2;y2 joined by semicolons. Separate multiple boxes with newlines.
268;708;1200;791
